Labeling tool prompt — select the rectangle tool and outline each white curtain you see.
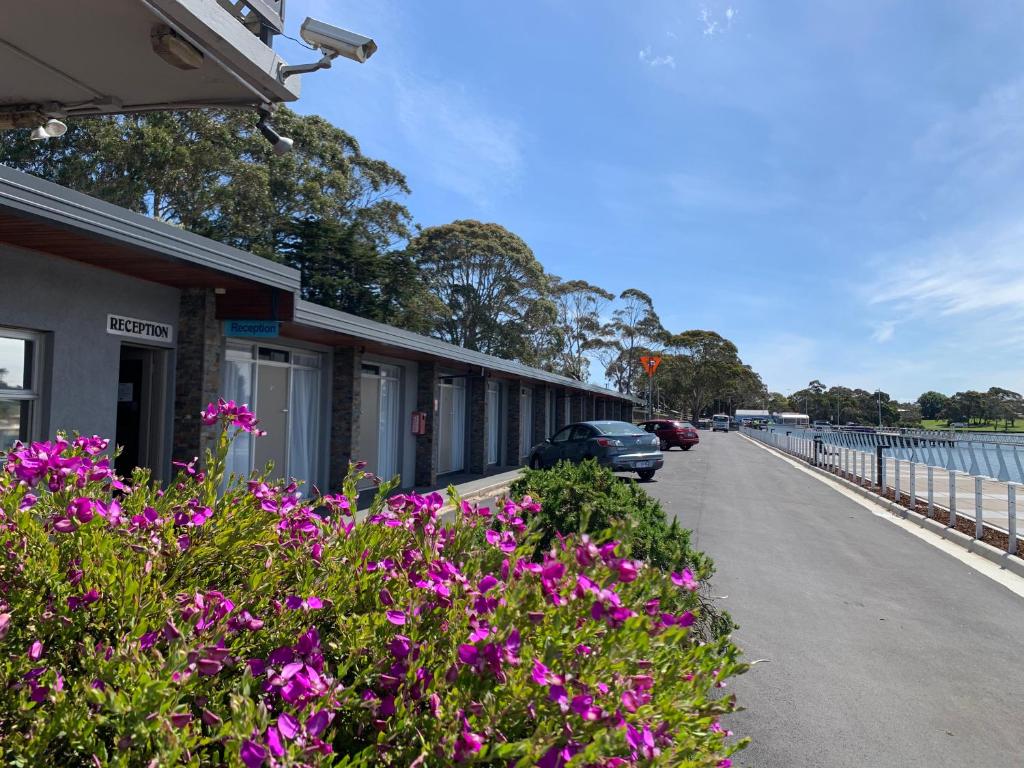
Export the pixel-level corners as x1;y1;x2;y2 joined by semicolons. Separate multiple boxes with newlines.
451;381;466;472
223;359;254;480
378;370;401;482
288;366;320;486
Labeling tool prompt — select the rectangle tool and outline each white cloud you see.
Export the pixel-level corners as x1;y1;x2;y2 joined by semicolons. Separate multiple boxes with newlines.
393;76;523;206
638;46;676;69
869;227;1024;322
871;321;896;343
700;5;738;36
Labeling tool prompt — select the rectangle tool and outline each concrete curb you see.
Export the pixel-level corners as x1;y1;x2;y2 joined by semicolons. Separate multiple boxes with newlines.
742;434;1024;580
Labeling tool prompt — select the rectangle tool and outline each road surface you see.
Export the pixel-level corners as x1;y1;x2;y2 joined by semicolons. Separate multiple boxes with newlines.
644;431;1024;767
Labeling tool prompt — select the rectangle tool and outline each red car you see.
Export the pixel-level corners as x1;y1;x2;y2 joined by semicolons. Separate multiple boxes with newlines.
638;420;700;451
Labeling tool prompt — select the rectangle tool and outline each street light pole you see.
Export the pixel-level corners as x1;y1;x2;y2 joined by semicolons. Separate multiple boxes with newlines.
876;390;882;428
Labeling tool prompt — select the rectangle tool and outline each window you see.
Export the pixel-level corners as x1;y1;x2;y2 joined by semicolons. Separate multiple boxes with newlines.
595;422;646;436
0;329;42;451
550;426;573;444
569;425;593;441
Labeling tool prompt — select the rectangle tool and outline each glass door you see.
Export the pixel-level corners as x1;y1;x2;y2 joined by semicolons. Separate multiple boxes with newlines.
253;363;288;474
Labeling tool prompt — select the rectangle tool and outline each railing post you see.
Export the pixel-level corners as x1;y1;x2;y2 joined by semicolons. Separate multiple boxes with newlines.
909;461;916;511
1008;483;1019;556
948;470;957;527
927;465;934;518
876;444;884;490
814;436;821;468
894;458;902;513
975;476;984;539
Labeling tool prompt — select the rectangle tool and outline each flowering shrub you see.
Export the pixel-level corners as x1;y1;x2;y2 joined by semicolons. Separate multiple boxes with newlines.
0;400;746;766
511;460;733;643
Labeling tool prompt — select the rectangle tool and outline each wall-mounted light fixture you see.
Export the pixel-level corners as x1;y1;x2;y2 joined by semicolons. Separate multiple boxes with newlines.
151;25;204;70
29;118;67;141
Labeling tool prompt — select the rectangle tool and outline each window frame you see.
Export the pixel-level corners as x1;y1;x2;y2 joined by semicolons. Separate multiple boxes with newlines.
0;327;44;448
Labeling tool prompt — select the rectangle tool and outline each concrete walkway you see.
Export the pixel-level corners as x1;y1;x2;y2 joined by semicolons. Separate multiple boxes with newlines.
645;433;1024;767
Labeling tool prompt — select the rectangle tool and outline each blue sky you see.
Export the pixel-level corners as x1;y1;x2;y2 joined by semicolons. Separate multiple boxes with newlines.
275;0;1024;401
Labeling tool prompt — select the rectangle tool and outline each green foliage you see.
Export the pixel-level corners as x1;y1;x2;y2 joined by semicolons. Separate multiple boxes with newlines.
0;414;745;766
549;279;615;381
594;289;666;396
509;459;733;641
916;391;949;421
788;381;899;426
409;220;559;366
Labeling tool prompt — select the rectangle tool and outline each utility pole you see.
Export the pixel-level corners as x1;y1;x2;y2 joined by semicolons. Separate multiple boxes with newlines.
876;390;882;428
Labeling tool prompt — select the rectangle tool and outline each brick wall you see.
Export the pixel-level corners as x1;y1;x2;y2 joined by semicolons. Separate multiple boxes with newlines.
173;289;222;463
328;347;362;490
468;376;487;474
505;380;522;466
532;384;548;445
415;362;438;486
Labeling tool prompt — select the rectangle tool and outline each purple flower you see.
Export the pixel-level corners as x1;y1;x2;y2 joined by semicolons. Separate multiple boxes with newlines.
531;659;552;686
284;595;324;611
671;569;700;591
306;708;331;737
390;635;413;659
266;727;285;758
457;644;479;665
52;517;76;533
240;739;267;768
28;640;43;661
615;559;639;583
386;610;406;626
277;712;300;740
168;712;193;729
69;497;95;523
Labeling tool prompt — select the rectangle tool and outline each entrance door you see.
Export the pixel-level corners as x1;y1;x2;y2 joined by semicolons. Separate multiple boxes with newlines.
115;345;166;478
253;364;288;474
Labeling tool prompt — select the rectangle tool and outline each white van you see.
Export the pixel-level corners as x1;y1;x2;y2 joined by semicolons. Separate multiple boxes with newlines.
712;414;730;432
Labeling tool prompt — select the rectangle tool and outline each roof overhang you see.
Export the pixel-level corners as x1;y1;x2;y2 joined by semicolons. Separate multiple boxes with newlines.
0;0;298;127
0;164;299;317
287;301;639;402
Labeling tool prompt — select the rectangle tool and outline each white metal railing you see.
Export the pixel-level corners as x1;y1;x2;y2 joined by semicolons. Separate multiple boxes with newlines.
740;426;1022;557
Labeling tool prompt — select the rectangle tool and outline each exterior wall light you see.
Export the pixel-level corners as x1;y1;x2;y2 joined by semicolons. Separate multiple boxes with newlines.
151;25;204;70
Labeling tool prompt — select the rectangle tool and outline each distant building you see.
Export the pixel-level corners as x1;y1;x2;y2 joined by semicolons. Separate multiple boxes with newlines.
735;409;770;424
776;412;810;426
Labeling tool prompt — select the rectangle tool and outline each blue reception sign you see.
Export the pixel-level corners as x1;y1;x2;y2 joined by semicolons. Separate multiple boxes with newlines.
224;319;281;338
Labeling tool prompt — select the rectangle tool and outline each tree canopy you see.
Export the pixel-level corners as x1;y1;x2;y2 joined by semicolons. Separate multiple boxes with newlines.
408;220;557;366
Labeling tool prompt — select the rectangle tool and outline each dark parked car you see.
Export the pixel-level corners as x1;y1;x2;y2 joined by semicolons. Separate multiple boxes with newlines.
528;420;664;480
638;419;700;451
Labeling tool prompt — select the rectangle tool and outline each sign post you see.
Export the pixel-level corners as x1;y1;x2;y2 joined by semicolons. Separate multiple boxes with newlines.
639;355;662;420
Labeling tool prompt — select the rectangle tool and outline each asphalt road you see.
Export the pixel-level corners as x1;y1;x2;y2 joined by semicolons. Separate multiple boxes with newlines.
643;431;1024;768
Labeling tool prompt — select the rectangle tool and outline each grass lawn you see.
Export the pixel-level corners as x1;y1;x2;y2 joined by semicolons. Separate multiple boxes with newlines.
920;418;1024;433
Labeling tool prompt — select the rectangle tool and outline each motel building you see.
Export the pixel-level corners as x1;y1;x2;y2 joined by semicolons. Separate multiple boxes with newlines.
0;166;637;491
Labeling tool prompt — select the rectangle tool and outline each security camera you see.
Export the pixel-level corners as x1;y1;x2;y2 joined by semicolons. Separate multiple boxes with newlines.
299;18;377;63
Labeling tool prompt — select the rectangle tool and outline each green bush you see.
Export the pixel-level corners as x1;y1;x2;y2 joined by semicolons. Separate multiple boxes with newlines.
510;460;733;640
0;401;746;766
